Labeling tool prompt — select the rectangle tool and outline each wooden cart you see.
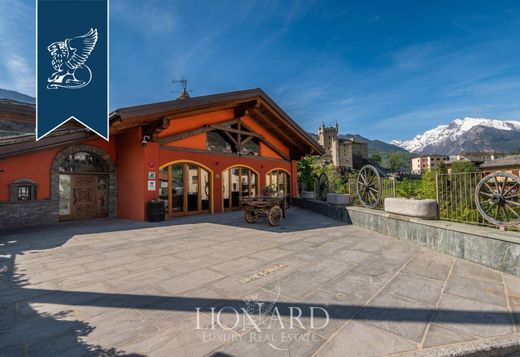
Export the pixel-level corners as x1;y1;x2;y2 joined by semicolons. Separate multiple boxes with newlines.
240;195;287;226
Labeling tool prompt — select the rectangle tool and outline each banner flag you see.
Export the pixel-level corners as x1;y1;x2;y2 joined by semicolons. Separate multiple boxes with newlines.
37;0;109;140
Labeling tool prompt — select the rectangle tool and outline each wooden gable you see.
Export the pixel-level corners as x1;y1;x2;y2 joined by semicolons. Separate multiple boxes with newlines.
155;109;289;160
110;89;324;159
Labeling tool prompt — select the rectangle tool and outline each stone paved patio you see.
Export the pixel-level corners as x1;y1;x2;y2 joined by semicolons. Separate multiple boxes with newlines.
1;207;520;356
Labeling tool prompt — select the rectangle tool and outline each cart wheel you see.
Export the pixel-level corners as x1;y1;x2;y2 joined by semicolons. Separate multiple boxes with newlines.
475;172;520;227
268;205;283;226
245;210;257;224
317;173;329;201
356;165;381;209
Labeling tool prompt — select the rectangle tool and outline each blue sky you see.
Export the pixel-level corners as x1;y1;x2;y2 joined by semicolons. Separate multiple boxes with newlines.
1;0;520;141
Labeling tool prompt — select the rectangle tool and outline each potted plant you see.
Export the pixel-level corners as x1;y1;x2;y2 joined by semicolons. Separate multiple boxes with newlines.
327;179;351;206
262;185;276;197
297;157;318;199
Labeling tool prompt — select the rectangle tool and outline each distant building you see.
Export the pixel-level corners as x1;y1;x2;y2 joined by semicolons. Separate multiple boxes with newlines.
479;155;520;176
446;151;509;173
411;155;449;174
317;123;368;169
449;151;508;163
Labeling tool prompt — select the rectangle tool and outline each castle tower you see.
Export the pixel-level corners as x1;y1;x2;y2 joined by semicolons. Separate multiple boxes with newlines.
317;123;338;164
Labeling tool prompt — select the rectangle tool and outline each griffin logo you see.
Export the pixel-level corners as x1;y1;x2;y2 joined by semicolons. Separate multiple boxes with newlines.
47;28;98;89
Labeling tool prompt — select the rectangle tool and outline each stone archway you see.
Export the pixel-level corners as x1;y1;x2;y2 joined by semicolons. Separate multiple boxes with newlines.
51;144;117;218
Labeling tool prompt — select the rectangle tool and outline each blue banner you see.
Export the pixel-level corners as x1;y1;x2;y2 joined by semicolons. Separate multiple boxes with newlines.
37;0;108;140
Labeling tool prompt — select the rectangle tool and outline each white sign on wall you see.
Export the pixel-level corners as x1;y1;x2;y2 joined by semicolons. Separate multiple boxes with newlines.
147;180;156;191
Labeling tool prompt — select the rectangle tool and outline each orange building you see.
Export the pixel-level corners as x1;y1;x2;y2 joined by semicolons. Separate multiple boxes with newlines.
0;89;323;228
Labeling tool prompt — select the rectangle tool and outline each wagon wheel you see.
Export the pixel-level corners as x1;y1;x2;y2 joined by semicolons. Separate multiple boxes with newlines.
475;172;520;227
317;173;329;201
268;205;283;226
356;165;382;208
244;209;258;224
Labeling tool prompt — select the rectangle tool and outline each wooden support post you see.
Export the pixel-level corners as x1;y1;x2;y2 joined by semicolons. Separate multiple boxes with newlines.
197;167;202;214
167;165;172;217
183;164;188;214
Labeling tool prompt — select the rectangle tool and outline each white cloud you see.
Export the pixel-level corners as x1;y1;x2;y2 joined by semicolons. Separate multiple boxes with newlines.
0;0;35;96
110;0;178;34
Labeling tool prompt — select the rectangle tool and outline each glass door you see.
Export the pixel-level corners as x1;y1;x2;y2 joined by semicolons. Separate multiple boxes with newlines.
160;162;211;217
171;164;185;215
223;167;258;211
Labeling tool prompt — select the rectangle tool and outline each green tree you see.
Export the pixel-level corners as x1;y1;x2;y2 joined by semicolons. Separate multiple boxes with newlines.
451;160;477;173
370;153;382;163
437;161;448;174
297;156;319;191
386;152;402;171
396;178;420;198
315;163;338;191
420;169;437;199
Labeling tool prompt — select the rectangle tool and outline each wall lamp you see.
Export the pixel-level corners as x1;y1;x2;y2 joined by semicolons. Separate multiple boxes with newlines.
141;135;151;147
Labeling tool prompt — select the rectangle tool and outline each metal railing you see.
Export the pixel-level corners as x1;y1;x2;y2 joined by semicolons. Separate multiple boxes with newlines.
435;172;490;226
347;174;396;210
307;169;518;231
435;171;520;231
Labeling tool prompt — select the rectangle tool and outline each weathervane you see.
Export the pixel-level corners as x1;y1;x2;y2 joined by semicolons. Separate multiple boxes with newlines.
172;78;192;99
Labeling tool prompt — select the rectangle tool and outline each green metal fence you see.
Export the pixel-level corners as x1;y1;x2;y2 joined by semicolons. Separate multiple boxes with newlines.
435;172;491;226
330;170;519;231
435;171;520;231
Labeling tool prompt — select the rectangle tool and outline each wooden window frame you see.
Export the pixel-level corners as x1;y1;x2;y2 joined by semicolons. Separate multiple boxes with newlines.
222;166;259;211
161;161;213;218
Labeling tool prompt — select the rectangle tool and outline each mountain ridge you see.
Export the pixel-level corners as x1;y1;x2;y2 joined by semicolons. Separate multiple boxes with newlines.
391;117;520;155
308;132;407;153
0;88;35;104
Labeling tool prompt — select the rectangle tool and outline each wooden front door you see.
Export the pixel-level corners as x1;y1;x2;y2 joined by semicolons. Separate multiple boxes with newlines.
71;175;97;219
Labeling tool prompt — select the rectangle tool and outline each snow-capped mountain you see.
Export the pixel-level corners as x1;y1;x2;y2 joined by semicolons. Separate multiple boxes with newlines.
391;118;520;155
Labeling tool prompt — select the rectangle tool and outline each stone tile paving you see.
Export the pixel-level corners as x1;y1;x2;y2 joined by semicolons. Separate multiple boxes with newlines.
1;207;520;356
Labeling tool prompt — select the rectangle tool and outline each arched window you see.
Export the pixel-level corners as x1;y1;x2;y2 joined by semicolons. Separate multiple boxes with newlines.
159;161;212;217
266;169;291;196
222;166;258;211
59;151;108;173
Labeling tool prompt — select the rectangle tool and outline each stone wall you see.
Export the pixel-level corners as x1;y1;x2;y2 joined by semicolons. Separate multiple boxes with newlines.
0;200;59;230
293;198;520;276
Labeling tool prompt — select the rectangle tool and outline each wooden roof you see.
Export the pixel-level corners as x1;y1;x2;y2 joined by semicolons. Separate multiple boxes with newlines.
110;88;324;158
0;89;324;159
480;155;520;168
0;99;35;123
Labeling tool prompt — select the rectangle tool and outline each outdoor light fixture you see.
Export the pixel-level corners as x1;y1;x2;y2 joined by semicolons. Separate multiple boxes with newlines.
141;135;151;147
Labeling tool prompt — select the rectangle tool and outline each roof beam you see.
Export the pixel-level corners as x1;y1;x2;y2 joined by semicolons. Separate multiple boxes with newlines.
208;124;263;138
143;117;171;140
238;119;290;160
156;126;214;145
154;117;242;144
222;131;237;146
246;108;297;148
